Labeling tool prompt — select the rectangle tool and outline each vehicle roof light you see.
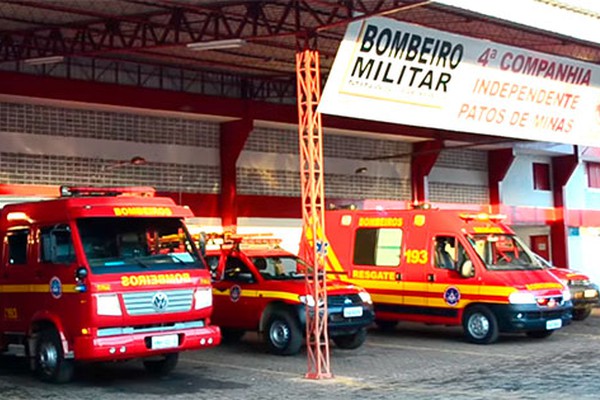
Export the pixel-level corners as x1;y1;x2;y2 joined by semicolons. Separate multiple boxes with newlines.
6;212;33;223
60;186;156;198
459;213;506;223
200;232;282;250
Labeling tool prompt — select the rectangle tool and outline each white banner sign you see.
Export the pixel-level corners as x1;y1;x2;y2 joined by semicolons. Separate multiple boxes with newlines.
319;17;600;147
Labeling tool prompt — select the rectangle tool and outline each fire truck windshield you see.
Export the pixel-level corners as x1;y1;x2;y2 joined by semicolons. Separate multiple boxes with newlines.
251;256;309;280
468;234;544;271
77;217;203;274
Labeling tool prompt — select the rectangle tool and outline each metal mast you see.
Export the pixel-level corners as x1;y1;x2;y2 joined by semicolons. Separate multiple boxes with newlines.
296;35;331;379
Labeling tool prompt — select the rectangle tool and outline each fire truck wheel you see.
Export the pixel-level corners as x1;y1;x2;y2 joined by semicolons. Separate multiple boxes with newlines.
143;353;179;375
462;305;499;344
572;307;592;321
221;328;246;343
375;319;398;332
265;311;302;356
34;328;74;383
526;330;554;339
332;328;367;349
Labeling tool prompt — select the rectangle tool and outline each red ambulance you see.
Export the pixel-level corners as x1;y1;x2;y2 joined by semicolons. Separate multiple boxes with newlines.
319;207;573;344
0;187;220;383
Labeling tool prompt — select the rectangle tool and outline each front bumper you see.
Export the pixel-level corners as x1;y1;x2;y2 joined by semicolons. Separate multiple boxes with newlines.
72;324;221;361
297;304;375;336
490;302;572;333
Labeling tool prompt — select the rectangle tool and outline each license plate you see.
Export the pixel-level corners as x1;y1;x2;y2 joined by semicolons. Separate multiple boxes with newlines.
584;289;598;298
343;306;363;318
546;319;562;330
151;334;179;350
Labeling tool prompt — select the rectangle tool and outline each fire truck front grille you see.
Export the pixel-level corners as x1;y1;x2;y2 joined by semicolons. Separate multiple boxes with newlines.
122;289;194;315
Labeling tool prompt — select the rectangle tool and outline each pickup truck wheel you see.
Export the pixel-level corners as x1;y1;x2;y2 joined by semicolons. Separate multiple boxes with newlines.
526;330;554;339
332;328;367;350
265;311;302;356
573;307;592;321
221;328;246;343
35;328;74;383
143;353;179;375
462;305;499;344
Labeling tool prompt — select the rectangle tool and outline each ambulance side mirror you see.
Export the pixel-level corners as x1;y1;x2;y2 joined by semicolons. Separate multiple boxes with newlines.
459;260;475;278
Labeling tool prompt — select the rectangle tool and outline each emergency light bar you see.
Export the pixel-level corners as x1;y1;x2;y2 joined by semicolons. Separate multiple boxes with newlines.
200;232;283;249
459;212;506;223
60;186;156;198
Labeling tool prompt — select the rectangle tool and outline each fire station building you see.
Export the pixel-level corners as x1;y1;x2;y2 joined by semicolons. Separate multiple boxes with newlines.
0;1;599;282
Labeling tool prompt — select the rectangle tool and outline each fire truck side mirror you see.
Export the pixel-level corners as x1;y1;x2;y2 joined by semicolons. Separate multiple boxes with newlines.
75;267;88;281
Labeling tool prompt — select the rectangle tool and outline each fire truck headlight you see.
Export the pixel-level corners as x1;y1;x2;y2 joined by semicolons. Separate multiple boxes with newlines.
562;289;572;303
508;291;536;305
96;294;122;316
194;288;212;310
358;291;372;304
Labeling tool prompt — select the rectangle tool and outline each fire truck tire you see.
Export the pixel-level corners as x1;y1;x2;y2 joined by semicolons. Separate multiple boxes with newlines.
375;319;398;332
34;328;74;383
573;307;592;321
143;353;179;375
264;311;302;356
332;328;367;350
462;305;499;344
221;328;246;343
526;330;554;339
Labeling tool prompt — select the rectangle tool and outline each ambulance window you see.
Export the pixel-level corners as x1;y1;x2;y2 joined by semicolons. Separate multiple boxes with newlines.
434;236;470;271
7;229;28;265
40;225;75;264
353;228;402;267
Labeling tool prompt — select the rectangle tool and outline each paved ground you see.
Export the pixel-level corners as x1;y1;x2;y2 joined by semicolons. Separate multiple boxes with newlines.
2;310;600;399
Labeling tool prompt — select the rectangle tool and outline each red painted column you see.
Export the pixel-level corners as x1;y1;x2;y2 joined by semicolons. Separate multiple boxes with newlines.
410;140;443;203
488;148;514;213
551;151;579;267
220;119;253;232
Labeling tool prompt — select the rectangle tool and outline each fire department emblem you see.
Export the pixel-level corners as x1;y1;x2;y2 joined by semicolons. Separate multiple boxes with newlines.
152;292;169;312
444;287;460;306
230;285;242;302
50;276;62;299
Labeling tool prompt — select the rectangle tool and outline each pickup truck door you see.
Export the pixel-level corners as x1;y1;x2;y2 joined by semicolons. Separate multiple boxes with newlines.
212;254;261;329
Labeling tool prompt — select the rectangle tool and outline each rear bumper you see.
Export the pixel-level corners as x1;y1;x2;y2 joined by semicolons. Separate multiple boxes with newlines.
490;303;572;333
570;285;599;309
72;325;221;361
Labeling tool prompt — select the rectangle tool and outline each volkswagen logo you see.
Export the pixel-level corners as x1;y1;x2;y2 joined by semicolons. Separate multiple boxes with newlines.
152;292;169;312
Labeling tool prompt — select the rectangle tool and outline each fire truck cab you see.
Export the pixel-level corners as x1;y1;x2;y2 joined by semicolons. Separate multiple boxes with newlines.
322;207;573;344
202;234;375;355
0;187;220;383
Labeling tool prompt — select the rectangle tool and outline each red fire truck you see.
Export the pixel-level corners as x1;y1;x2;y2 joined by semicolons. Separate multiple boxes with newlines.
315;207;573;344
0;186;220;383
202;233;374;355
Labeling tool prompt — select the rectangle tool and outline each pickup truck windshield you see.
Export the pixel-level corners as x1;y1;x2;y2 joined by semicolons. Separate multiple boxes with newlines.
468;233;544;271
251;256;309;280
77;217;203;274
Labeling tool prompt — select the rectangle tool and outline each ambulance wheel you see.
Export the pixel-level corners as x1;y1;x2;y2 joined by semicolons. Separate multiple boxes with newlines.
462;305;499;344
221;328;246;343
375;320;398;332
333;328;367;350
34;328;74;383
143;353;179;375
573;307;592;321
265;311;302;355
526;330;554;339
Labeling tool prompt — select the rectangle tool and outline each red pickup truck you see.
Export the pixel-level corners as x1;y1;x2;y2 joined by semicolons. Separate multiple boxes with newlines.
203;234;374;355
